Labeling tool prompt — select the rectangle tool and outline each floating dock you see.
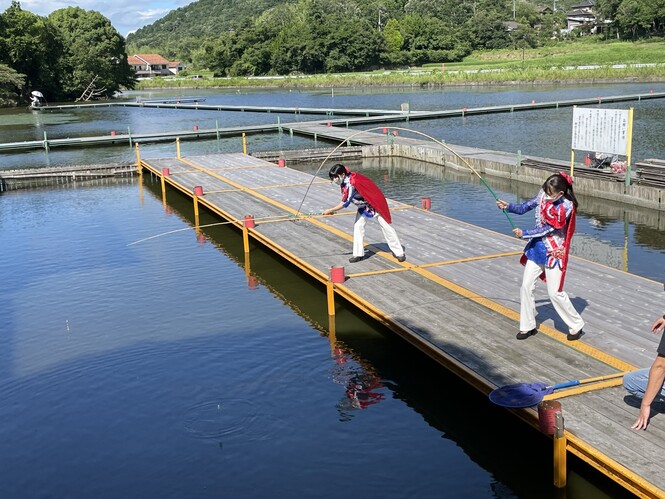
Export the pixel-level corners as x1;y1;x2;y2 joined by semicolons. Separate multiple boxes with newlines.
0;163;135;191
33;90;665;116
137;150;665;497
5;90;664;154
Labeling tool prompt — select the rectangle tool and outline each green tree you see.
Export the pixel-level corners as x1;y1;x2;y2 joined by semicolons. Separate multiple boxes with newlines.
48;7;134;99
615;0;656;39
270;21;315;74
514;2;539;26
400;14;461;51
324;18;384;72
464;10;512;49
383;18;404;52
595;0;622;20
0;1;62;98
0;63;26;106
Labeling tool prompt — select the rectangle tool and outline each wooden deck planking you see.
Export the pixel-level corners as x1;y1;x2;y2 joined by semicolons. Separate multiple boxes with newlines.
141;152;665;495
435;255;662;370
387;209;522;261
153;152;663;372
562;388;665;491
337;269;623;392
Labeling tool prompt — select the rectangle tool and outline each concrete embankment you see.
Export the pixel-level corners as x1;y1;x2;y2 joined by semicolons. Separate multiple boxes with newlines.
363;143;665;211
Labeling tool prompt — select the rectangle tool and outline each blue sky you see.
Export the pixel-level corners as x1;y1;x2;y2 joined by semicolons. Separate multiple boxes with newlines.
0;0;193;37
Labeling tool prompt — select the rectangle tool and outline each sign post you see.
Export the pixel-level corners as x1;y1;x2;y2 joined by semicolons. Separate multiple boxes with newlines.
570;106;633;185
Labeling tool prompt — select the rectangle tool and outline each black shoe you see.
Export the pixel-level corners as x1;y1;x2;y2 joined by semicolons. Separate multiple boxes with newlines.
516;328;537;340
396;254;406;262
349;256;364;263
567;329;585;341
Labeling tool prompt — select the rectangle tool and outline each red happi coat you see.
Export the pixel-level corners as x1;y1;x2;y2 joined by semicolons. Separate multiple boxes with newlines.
348;172;392;224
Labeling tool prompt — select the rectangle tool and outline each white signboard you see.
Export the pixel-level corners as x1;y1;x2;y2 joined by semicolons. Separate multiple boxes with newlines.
571;107;630;155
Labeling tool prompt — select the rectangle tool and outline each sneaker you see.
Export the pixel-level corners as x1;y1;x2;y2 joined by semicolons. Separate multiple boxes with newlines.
516;328;537;340
349;256;364;263
396;254;406;262
567;329;585;341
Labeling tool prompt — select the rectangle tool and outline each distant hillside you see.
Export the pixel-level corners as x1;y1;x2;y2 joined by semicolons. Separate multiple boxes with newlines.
126;0;291;58
124;0;617;75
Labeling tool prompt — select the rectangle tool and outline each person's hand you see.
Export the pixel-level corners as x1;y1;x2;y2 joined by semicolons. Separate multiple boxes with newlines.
496;199;509;210
512;228;523;238
632;404;651;430
652;316;665;333
322;209;333;216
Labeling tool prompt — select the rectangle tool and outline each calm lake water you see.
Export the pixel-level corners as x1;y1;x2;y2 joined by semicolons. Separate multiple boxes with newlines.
2;81;665;170
1;84;662;498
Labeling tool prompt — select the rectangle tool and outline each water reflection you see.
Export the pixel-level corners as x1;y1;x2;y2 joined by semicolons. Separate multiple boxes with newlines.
0;170;641;497
330;341;386;421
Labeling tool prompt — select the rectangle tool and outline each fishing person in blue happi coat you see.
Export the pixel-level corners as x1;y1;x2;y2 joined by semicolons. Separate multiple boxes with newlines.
496;172;585;342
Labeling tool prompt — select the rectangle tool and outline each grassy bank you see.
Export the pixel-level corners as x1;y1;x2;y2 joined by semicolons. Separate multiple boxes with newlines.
135;39;665;90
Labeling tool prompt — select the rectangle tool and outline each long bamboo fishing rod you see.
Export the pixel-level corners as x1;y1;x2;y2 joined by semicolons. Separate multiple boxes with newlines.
295;125;516;229
135;126;514;246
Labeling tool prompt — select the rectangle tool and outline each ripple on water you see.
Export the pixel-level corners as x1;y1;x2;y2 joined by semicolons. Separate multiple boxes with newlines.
183;399;258;440
182;397;291;444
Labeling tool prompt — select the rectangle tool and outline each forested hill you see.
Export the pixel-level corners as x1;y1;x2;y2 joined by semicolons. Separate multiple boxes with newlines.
125;0;662;78
126;0;289;54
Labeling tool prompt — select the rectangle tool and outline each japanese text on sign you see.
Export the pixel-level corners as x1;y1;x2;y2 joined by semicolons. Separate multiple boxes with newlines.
571;107;630;155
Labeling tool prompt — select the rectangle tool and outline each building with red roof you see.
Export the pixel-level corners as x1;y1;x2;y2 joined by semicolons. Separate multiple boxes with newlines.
128;54;184;78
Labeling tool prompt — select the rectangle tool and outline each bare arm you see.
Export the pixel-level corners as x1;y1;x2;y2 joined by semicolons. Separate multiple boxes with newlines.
632;356;665;430
632;316;665;430
323;202;344;215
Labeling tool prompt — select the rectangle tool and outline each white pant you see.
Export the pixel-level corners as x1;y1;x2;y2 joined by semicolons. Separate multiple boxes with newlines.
520;258;585;333
353;212;404;258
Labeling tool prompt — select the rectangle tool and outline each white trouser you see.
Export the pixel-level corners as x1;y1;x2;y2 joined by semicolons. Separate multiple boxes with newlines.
353;212;404;258
520;258;585;333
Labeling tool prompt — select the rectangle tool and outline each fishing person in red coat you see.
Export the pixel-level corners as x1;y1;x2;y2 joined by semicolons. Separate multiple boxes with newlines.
323;164;406;263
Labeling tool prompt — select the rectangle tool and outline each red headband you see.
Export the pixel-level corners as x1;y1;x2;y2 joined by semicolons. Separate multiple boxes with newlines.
559;171;573;185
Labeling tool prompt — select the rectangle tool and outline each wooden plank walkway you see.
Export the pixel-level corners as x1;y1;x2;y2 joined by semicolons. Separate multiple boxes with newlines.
138;151;665;497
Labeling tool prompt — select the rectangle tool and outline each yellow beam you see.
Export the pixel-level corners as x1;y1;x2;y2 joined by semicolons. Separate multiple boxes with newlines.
554;412;567;488
327;281;336;316
167;156;637;373
419;251;523;268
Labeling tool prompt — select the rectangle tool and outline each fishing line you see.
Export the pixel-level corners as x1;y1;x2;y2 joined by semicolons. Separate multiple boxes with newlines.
127;212;322;246
294;125;515;229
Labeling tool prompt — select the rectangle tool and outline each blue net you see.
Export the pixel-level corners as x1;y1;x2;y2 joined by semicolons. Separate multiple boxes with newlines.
489;382;554;408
